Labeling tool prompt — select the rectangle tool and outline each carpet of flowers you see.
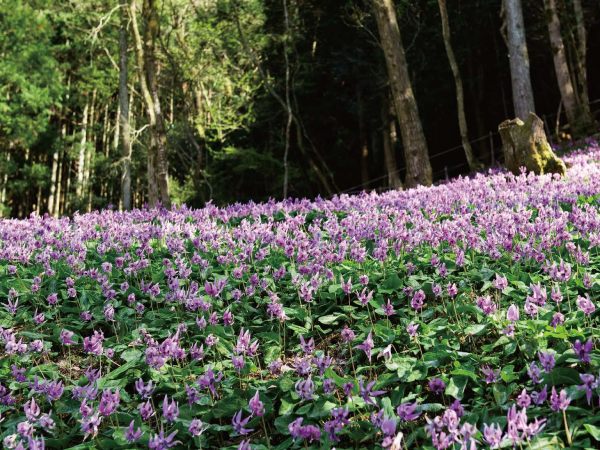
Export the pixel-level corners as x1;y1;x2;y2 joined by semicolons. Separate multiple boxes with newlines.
2;140;600;449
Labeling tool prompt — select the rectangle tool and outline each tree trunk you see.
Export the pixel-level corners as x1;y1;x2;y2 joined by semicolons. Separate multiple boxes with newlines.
504;0;535;120
120;0;133;210
372;0;432;188
571;0;594;130
48;143;60;215
76;100;89;199
130;0;171;208
438;0;480;171
357;85;369;186
381;94;402;189
498;112;566;176
544;0;579;132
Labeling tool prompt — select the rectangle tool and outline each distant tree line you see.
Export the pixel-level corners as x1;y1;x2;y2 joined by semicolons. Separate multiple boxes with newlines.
0;0;598;217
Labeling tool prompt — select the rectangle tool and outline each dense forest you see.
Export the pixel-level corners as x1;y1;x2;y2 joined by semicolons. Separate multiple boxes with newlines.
0;0;599;217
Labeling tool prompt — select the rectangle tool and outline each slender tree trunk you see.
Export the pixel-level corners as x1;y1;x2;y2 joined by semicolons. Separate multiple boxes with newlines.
282;0;292;198
120;0;133;210
372;0;432;187
438;0;480;171
571;0;593;129
544;0;579;132
76;100;90;199
381;95;402;189
48;145;60;215
85;89;97;212
357;86;369;186
503;0;535;119
130;0;171;208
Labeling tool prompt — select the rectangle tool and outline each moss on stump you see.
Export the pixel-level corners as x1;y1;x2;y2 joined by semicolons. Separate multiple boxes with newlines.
498;112;566;176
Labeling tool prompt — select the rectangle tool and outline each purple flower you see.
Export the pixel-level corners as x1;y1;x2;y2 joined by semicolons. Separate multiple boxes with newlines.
383;299;395;316
550;387;570;411
232;410;253;435
411;290;426;310
428;378;446;395
506;304;519;322
46;293;58;306
125;420;143;443
340;326;355;343
447;283;458;297
550;312;564;328
24;398;41;422
577;295;596;315
295;376;315;401
162;395;179;423
516;389;531;408
81;413;102;439
483;423;503;448
148;429;180;449
578;373;596;405
527;362;542;384
135;379;155;399
83;330;104;355
359;379;386;406
299;335;315;354
138;400;154;421
59;329;75;346
189;418;207;437
397;402;420;421
249;391;265;417
481;365;499;384
98;388;120;416
573;339;593;363
531;385;548;405
12;365;26;382
538;351;555;372
406;322;419;338
356;331;374;362
494;274;508;291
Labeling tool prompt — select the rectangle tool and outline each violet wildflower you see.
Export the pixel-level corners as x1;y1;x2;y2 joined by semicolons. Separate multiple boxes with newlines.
356;331;374;362
340;326;355;343
494;274;508;291
81;413;102;439
531;385;548;405
59;329;74;346
573;339;593;363
411;290;425;310
516;389;531;408
24;398;40;422
125;420;143;443
550;387;570;411
577;295;596;316
39;413;55;431
551;312;564;328
483;423;503;449
162;395;179;423
295;377;315;401
406;322;419;338
148;429;180;450
98;388;120;416
135;379;155;399
248;391;265;417
397;402;420;421
138;400;154;421
299;335;315;354
232;410;253;435
189;418;207;437
83;330;104;355
359;379;386;406
578;373;596;405
323;378;335;394
538;351;556;372
527;362;542;384
11;365;25;382
506;304;519;322
447;283;458;297
428;378;446;395
80;311;92;322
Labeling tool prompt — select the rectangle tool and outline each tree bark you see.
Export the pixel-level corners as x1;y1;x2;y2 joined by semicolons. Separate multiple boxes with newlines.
498;112;566;176
372;0;432;188
357;85;369;186
120;0;133;210
571;0;594;130
130;0;171;208
438;0;480;171
503;0;535;120
544;0;579;132
381;94;402;189
76;99;89;199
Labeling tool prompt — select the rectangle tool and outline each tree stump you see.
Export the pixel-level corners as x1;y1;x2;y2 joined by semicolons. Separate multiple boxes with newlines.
498;112;566;176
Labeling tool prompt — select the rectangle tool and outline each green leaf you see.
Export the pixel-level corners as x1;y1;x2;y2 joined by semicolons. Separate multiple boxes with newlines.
120;349;142;363
584;424;600;441
445;376;467;400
